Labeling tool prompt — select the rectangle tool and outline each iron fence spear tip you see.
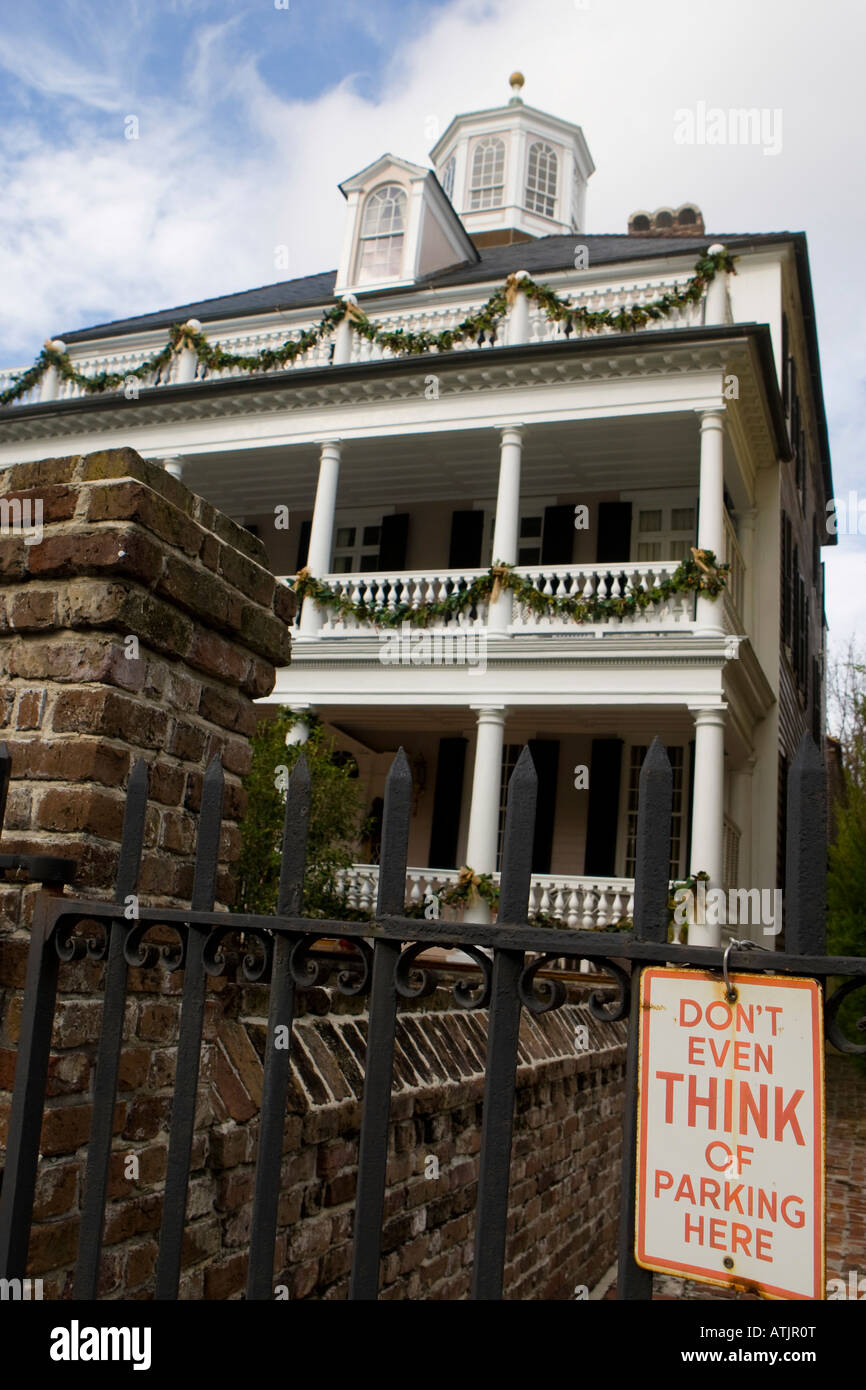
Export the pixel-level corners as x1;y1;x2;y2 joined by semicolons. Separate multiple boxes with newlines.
643;736;671;772
509;744;538;792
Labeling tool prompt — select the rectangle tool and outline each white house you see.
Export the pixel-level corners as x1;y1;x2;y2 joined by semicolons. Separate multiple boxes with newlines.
0;76;833;943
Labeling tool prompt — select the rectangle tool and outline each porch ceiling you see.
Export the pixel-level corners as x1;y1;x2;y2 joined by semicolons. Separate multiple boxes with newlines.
320;706;701;749
172;412;705;519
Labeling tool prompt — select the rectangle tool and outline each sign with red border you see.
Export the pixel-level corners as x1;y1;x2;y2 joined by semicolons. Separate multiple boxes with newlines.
635;967;824;1300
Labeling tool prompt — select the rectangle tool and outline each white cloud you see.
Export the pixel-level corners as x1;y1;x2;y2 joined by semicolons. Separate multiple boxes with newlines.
0;0;864;648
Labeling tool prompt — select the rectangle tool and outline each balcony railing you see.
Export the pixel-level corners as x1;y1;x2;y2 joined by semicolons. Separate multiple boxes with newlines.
0;270;708;408
285;561;698;637
336;865;635;928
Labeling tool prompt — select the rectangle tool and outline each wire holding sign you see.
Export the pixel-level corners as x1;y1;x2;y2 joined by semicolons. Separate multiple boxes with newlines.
635;967;824;1300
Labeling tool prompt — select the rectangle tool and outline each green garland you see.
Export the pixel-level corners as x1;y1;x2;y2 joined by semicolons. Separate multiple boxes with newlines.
438;867;500;912
1;249;736;407
293;550;729;630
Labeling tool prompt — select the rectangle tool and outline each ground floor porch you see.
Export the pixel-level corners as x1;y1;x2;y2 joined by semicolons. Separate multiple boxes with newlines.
279;699;779;944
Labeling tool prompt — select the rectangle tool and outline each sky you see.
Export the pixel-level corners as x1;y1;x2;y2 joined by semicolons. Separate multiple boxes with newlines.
0;0;863;665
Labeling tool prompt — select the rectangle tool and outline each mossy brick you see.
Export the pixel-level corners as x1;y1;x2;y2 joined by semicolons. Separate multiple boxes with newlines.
187;627;251;688
196;685;257;736
244;655;276;699
273;580;298;625
218;543;274;607
15;688;46;729
1;483;77;524
157;553;231;626
210;509;267;565
0;456;79;492
102;1192;162;1245
35;785;126;839
52;688;169;747
28;525;165;586
167;716;207;762
5;633;127;683
148;760;186;806
57;579;195;658
230;601;291;664
7;586;56;629
80;448;191;511
0;536;28;580
26;1218;81;1274
86;480;204;558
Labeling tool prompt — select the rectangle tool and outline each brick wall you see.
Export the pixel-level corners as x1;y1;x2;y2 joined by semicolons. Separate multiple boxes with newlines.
0;447;294;1296
0;447;626;1300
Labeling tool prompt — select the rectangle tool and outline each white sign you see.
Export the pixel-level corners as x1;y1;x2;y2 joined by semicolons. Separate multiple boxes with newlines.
635;967;824;1300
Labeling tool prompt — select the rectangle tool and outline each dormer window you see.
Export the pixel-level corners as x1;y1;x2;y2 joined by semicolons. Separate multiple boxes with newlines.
525;141;557;218
440;155;456;202
469;137;505;209
357;184;407;283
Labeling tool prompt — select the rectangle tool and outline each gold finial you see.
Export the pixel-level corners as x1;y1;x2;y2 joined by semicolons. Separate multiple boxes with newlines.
509;71;525;93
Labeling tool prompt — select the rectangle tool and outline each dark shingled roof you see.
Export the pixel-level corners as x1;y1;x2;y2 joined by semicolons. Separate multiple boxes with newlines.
58;232;793;343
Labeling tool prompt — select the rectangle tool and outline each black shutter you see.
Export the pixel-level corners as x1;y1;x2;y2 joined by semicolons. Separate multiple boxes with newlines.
528;739;560;874
583;739;623;876
540;505;574;564
448;509;484;568
428;738;467;869
295;519;311;572
378;513;409;569
596;501;632;563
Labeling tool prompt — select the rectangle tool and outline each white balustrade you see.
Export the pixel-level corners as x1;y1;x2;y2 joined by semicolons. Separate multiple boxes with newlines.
1;269;714;407
281;560;698;636
335;865;635;929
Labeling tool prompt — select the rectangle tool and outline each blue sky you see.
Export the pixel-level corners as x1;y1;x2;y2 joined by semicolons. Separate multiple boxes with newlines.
0;0;863;654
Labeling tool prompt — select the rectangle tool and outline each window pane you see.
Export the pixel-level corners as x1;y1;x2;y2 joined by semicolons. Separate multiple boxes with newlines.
638;510;662;532
637;542;662;561
672;507;695;531
332;556;353;574
520;516;542;538
670;540;689;560
470;138;505;210
362;525;381;546
361;185;406;236
525;142;558;218
359;555;379;573
518;546;541;565
335;527;356;548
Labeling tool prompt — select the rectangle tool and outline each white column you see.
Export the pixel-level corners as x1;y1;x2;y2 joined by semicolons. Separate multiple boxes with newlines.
695;409;726;636
40;340;65;402
488;426;523;634
703;244;730;325
333;301;355;365
688;705;727;947
464;706;507;923
300;439;341;635
162;457;184;480
174;319;202;384
507;272;531;346
286;706;313;745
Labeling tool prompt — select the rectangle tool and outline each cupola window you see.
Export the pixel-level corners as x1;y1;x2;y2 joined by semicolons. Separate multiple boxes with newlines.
358;183;407;282
525;141;557;218
469;137;505;209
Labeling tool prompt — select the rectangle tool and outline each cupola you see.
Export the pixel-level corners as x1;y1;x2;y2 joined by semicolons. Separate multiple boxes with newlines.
429;74;595;247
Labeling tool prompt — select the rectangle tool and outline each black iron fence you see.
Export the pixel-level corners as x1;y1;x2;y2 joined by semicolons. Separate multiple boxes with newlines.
0;733;863;1300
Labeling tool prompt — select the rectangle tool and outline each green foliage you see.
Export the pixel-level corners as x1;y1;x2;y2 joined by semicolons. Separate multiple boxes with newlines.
234;711;366;919
827;658;866;1069
1;250;737;406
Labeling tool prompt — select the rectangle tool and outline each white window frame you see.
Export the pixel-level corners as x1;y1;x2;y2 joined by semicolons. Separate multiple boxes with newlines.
440;155;456;202
330;506;394;574
616;740;691;881
472;496;556;567
620;488;698;564
525;141;558;219
356;183;408;284
468;136;506;211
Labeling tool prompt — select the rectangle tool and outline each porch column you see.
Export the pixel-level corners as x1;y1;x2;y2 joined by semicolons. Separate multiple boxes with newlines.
464;705;507;923
40;340;65;402
286;705;313;745
300;439;341;635
695;409;726;636
174;319;201;384
688;705;727;947
162;457;185;481
488;426;523;634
